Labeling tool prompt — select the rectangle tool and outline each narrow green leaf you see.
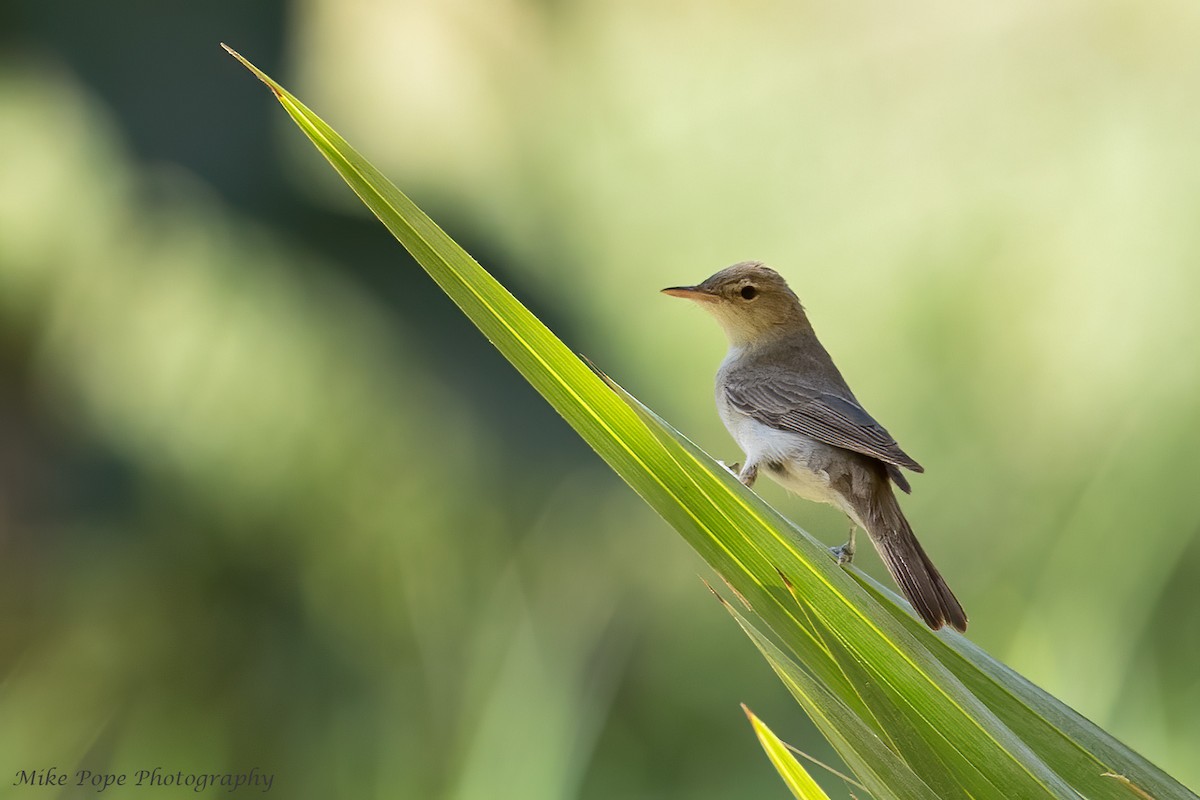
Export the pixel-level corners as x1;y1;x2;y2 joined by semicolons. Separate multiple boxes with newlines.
743;705;836;800
718;593;937;800
223;44;1071;798
776;575;977;800
222;45;1194;800
594;367;1081;798
852;570;1199;800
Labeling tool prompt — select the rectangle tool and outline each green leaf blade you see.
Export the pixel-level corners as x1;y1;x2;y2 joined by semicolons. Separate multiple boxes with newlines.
743;705;836;800
223;45;1196;800
226;46;1072;798
853;570;1198;800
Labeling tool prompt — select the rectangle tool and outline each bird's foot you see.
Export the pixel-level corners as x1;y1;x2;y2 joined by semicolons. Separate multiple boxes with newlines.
718;459;757;488
737;462;757;488
831;523;857;565
830;542;856;565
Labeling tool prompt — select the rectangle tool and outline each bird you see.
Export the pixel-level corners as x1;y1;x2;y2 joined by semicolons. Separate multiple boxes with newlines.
662;261;967;632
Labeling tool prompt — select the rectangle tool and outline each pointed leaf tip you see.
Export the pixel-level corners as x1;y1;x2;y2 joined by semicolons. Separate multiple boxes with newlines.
578;353;617;389
744;705;836;800
700;578;732;607
220;43;282;98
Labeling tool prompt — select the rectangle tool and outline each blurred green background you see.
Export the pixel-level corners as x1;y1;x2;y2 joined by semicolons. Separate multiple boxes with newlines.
2;1;1199;797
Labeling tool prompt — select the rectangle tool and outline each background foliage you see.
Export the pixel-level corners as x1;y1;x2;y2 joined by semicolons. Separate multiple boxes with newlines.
2;2;1199;797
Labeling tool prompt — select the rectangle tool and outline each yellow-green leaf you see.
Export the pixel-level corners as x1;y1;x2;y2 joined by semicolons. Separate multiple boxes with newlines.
223;44;1198;800
743;705;835;800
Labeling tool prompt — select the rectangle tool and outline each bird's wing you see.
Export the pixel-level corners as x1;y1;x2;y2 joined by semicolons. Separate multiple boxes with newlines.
724;375;923;474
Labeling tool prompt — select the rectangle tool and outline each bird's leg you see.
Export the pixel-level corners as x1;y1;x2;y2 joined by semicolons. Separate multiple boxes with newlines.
737;462;758;488
716;458;756;487
831;519;857;565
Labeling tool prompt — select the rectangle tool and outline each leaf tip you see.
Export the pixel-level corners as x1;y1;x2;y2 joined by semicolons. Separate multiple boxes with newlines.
700;578;731;608
220;43;283;99
579;353;617;388
718;573;754;611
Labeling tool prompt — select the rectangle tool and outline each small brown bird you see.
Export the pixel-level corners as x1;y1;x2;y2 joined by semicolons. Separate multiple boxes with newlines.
663;261;966;632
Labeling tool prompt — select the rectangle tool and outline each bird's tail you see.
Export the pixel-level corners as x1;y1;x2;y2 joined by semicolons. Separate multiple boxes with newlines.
861;486;967;632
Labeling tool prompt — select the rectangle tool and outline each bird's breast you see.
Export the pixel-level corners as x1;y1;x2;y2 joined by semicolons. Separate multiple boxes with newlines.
717;400;859;519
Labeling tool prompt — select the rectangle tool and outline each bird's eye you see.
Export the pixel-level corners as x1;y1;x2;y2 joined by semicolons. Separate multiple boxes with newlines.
740;285;758;300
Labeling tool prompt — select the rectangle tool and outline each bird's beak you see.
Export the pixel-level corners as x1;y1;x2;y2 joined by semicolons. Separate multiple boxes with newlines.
661;285;719;303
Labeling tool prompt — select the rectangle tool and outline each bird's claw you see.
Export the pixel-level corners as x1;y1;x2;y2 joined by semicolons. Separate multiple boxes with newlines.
831;522;857;565
718;460;758;487
830;542;855;565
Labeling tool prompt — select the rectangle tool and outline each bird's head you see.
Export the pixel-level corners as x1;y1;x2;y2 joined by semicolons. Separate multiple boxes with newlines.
662;261;808;347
